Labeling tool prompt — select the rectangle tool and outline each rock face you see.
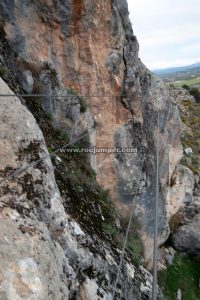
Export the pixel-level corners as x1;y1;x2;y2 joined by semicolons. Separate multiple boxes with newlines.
169;86;200;258
166;165;194;220
170;87;196;104
172;215;200;256
0;0;184;265
0;78;153;299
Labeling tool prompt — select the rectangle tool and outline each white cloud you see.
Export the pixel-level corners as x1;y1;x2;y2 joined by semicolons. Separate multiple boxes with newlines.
127;0;200;69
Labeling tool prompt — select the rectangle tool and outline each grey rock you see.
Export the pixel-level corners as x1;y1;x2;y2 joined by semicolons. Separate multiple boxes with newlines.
106;51;123;75
22;70;34;93
0;78;70;299
177;289;182;300
166;165;194;219
184;147;193;156
192;196;200;208
172;215;200;256
164;247;176;266
194;189;200;197
170;87;196;104
194;175;200;189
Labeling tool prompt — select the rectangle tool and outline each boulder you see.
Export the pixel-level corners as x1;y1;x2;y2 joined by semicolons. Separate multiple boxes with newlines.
184;147;193;156
172;215;200;256
164;247;176;266
177;289;182;300
166;165;194;220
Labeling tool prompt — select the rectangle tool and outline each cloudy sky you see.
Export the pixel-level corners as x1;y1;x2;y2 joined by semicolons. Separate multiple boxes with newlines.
127;0;200;70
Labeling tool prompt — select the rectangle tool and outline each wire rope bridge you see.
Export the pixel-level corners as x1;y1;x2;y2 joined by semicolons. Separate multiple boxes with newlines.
0;92;171;300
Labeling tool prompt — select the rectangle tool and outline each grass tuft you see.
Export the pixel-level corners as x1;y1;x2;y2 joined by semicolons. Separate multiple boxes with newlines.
180;100;200;174
158;254;200;300
0;65;8;76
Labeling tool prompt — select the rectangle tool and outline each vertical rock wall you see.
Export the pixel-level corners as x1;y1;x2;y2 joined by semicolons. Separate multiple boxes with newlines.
0;0;183;264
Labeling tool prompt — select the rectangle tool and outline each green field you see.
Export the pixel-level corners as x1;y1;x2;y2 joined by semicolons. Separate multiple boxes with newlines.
173;76;200;88
158;254;200;300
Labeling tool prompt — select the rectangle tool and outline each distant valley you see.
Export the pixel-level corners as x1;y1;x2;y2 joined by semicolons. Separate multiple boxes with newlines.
153;62;200;89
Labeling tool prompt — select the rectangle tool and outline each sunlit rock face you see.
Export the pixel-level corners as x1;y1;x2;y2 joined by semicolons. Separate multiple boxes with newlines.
0;0;183;265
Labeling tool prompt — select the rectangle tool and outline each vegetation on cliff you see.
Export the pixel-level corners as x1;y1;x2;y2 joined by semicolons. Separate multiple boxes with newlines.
182;84;200;103
180;99;200;174
27;98;142;263
159;254;200;299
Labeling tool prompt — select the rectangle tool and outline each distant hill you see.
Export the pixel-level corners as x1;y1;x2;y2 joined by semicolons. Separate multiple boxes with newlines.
153;62;200;87
153;62;200;75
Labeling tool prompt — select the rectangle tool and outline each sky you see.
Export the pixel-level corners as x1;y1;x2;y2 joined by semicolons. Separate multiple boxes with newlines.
127;0;200;70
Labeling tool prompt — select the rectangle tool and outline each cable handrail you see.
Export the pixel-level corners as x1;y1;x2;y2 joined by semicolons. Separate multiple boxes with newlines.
0;93;138;98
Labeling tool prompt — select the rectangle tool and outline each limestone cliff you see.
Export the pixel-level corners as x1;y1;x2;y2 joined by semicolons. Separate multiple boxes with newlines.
0;78;153;299
0;0;184;267
169;87;200;258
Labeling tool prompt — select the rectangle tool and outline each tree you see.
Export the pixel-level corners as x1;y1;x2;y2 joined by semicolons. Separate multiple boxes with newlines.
182;84;200;103
182;84;190;91
189;87;200;103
